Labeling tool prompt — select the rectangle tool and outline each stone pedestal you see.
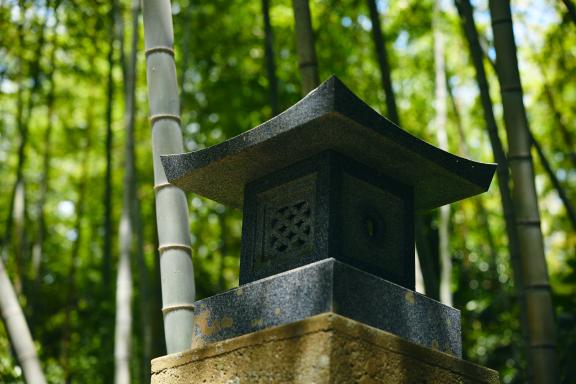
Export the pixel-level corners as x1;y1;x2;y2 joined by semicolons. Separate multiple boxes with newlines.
156;77;499;384
151;313;499;384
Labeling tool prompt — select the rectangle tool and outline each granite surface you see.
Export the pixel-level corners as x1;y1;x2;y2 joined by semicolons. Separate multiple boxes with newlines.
191;258;462;357
161;76;496;210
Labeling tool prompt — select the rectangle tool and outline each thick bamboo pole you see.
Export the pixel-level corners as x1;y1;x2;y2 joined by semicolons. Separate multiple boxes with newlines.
142;0;195;353
0;258;46;384
292;0;319;95
488;2;558;383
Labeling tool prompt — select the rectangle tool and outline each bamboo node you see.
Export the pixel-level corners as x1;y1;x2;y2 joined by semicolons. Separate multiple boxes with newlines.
158;243;192;254
1;306;21;319
491;16;512;26
523;282;551;290
153;182;173;192
162;303;195;314
16;350;39;362
145;46;175;57
529;343;556;349
149;113;181;125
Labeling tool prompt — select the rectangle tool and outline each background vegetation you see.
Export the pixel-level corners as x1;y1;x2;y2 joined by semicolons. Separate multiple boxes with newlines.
0;0;574;382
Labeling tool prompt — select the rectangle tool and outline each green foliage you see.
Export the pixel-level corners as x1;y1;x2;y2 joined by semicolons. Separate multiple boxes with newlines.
0;0;574;382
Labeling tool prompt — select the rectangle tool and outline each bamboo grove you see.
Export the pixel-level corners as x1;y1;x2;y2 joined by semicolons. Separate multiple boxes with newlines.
0;0;575;383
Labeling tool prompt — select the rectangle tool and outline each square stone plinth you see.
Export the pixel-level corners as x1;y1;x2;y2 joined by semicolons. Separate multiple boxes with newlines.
151;313;499;384
190;259;461;357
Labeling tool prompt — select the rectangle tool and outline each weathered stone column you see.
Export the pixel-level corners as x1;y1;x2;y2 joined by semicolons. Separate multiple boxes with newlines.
156;76;499;383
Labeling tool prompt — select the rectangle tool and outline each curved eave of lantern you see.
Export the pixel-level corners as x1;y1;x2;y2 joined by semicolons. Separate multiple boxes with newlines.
161;76;496;210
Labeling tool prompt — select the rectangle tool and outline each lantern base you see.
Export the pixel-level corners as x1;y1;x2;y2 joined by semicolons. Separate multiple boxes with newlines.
151;313;498;384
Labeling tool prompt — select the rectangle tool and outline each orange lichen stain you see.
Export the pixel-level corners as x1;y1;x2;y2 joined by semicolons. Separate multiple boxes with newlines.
194;311;234;337
194;310;213;336
405;291;415;305
251;319;264;327
431;340;440;351
274;308;282;316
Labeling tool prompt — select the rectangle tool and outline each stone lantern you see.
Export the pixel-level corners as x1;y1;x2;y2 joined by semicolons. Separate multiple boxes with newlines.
154;77;499;383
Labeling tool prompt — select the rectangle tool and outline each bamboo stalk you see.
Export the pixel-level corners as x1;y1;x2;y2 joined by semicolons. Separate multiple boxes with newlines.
262;0;279;116
31;0;62;327
103;0;119;289
0;7;53;382
128;2;153;376
454;1;530;377
115;212;132;384
0;257;46;384
488;2;558;382
455;0;522;293
32;35;57;283
2;0;39;295
134;193;152;383
433;1;452;307
292;0;319;94
62;112;92;382
364;0;438;298
415;213;440;300
367;0;399;124
114;0;140;380
447;73;499;280
13;0;52;281
142;0;196;353
2;0;52;296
